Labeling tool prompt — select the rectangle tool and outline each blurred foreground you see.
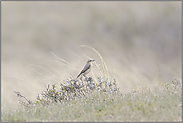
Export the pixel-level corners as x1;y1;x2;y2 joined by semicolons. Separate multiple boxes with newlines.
1;1;181;110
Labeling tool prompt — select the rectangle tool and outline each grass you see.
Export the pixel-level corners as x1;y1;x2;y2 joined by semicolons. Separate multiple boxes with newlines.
1;47;182;122
2;78;182;122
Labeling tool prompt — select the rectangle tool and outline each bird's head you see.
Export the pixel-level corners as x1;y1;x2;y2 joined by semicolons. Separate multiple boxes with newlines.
87;59;95;63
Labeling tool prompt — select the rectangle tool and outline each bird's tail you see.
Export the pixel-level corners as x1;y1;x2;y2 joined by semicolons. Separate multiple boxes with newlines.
76;73;82;79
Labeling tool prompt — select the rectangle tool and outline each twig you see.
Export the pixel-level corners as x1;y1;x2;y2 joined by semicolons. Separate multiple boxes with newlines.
14;91;31;104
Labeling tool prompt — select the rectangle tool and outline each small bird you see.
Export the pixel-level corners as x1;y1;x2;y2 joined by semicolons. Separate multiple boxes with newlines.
76;59;95;79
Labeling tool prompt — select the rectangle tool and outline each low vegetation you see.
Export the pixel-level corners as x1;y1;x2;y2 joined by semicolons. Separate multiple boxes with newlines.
2;77;182;122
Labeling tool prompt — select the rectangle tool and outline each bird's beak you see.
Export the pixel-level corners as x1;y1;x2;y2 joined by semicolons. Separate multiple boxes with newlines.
92;60;95;62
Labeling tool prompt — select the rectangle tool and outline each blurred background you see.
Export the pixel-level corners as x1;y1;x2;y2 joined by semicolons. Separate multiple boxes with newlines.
1;1;181;110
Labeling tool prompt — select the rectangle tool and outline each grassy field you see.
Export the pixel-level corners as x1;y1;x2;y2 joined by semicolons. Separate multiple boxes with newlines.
1;1;181;122
2;78;182;122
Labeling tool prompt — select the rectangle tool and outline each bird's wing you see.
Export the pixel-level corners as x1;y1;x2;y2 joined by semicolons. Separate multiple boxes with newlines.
76;63;91;79
81;63;91;73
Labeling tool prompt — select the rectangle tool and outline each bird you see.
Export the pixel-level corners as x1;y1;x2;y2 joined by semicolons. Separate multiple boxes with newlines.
76;59;95;79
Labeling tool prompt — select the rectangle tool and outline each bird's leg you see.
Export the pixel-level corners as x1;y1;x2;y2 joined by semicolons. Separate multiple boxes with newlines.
84;75;88;80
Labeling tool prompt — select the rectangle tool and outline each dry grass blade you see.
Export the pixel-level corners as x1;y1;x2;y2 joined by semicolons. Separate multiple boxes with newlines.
51;52;79;70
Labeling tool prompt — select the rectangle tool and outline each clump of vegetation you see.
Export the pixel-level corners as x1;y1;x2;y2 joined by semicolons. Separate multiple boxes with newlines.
37;76;119;106
14;75;120;107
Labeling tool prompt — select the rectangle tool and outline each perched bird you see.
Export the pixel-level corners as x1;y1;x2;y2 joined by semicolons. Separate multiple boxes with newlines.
76;60;95;79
